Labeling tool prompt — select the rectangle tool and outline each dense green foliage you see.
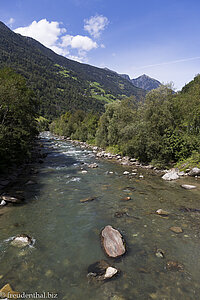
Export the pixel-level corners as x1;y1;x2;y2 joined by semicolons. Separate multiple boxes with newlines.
0;21;145;120
50;110;99;143
0;68;38;170
51;77;200;167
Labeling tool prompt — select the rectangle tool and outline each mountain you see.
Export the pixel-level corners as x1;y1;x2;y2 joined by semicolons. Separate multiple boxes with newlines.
0;21;146;119
104;67;161;91
131;74;161;91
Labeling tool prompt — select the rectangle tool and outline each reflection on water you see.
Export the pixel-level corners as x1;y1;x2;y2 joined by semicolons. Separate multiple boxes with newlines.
0;132;200;299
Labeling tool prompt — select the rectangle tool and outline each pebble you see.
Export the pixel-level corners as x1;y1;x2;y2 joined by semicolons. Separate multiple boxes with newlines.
123;171;129;175
156;209;169;216
155;249;165;258
181;184;197;190
170;226;183;233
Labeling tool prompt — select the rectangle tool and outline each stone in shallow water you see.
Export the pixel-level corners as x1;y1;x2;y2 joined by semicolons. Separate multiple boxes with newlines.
162;170;179;181
104;267;118;279
80;197;97;203
88;163;98;168
170;226;183;233
1;195;23;204
156;209;169;216
87;260;118;280
123;171;129;175
181;184;197;190
166;261;184;271
101;225;126;258
10;234;33;247
121;196;131;201
155;249;165;258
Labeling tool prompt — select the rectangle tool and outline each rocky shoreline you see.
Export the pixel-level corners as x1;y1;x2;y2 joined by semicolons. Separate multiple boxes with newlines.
58;135;200;182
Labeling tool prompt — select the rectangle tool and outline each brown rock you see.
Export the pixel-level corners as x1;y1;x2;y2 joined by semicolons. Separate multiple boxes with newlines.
166;261;184;271
80;197;97;203
170;226;183;233
101;225;126;258
156;209;169;216
121;197;131;201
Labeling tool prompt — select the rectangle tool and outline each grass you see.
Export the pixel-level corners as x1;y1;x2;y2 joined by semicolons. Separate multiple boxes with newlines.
175;151;200;171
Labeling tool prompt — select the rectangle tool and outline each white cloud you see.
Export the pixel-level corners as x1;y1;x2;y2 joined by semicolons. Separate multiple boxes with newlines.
7;18;15;27
14;19;66;49
14;18;100;63
84;15;109;38
61;34;97;51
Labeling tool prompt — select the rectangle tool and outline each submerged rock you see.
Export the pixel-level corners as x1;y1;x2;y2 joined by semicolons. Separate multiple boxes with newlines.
121;197;131;201
81;170;88;174
11;234;33;248
156;209;169;216
181;184;197;190
123;171;129;175
26;180;36;185
114;211;128;218
166;261;184;271
188;167;200;177
162;170;179;181
170;226;183;233
155;248;165;258
87;260;118;281
88;163;98;168
101;225;126;258
80;197;97;203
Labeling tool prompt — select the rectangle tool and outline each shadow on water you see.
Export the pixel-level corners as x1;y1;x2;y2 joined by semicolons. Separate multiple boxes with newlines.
0;132;200;299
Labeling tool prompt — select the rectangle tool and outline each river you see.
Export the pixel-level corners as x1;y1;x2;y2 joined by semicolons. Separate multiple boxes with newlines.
0;132;200;300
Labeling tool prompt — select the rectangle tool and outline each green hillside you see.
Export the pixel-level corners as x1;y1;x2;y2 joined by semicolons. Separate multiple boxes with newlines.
0;21;146;120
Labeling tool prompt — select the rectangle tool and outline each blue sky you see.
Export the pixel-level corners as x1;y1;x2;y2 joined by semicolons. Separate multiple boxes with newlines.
1;0;200;90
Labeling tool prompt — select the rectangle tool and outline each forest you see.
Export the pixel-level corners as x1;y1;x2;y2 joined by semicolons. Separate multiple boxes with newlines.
0;68;38;171
50;75;200;168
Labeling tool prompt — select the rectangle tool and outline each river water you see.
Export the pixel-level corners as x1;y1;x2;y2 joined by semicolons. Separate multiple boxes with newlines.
0;132;200;300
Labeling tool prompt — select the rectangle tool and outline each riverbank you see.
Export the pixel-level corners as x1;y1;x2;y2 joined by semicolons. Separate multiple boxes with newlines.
56;135;200;182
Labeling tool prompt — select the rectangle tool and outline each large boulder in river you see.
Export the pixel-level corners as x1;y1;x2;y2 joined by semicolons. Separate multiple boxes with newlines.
188;167;200;177
162;170;179;181
101;225;126;258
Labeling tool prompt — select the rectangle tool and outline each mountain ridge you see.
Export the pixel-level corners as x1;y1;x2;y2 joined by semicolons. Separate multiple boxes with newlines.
0;21;145;119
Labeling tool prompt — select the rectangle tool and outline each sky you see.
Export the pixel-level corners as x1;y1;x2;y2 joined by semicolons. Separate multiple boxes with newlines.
1;0;200;90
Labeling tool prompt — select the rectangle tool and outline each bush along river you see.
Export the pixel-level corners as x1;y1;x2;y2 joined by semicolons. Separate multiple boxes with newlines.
0;132;200;300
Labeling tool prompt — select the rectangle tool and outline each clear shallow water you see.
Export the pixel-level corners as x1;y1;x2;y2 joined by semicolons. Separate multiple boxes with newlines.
0;132;200;300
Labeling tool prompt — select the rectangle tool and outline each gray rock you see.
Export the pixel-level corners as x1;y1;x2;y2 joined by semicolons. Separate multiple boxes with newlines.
188;167;200;176
181;184;197;190
162;170;179;181
10;234;33;247
0;200;7;206
87;260;118;281
88;163;98;168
